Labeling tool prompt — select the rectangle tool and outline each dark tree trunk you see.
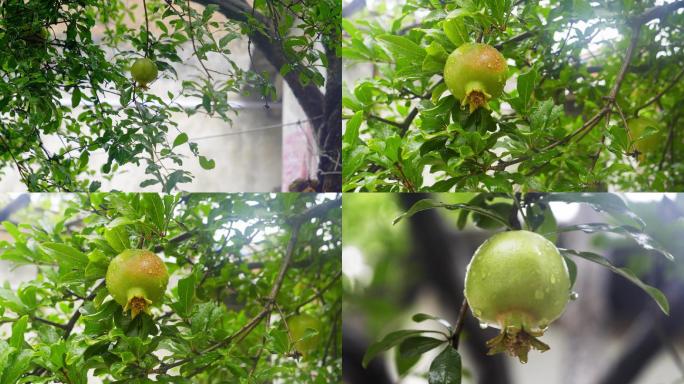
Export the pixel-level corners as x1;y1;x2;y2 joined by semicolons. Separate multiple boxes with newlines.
192;0;340;191
319;42;342;192
343;324;394;384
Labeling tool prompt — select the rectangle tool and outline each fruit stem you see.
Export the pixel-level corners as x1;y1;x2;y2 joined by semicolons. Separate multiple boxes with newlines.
451;298;469;349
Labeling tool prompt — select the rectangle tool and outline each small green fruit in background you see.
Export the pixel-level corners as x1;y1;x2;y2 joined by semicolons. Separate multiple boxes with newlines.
464;230;571;363
287;313;322;358
627;117;660;162
444;43;508;113
106;249;169;318
130;57;159;88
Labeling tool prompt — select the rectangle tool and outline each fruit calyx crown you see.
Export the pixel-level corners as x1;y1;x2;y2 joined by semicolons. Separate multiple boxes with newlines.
463;81;491;113
125;286;154;319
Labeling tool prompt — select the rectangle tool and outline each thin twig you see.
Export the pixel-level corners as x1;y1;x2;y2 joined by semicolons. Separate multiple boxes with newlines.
186;0;213;79
450;298;469;349
394;162;416;192
659;114;679;170
143;0;150;56
33;316;68;330
634;67;684;115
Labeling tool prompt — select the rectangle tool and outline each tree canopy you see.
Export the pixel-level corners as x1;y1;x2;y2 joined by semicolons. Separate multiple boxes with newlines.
0;193;341;382
342;0;684;192
0;0;341;192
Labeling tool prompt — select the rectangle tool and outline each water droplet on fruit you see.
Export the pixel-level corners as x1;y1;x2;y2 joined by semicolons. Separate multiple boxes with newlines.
569;291;579;300
550;275;557;284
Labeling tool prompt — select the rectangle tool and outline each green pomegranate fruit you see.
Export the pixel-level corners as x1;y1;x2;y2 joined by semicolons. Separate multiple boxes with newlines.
130;58;159;88
627;117;660;162
444;43;508;113
464;230;571;363
106;249;169;318
287;313;322;358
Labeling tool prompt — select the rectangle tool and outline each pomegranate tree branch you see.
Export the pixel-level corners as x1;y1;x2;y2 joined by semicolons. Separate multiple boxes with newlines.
153;197;340;373
154;220;302;373
190;0;325;120
492;23;642;172
634;67;684;115
630;0;684;25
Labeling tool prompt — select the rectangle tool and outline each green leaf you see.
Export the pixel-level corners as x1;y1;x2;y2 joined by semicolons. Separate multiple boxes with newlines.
456;194;485;229
173;133;189;148
395;349;421;377
542;193;645;229
412;313;453;333
0;289;28;314
393;199;510;228
202;93;212;113
140;179;160;188
85;250;110;281
2;221;22;240
425;41;449;61
142;194;165;232
443;11;470;46
377;35;426;62
199;156;216;170
176;274;196;318
362;329;428;368
516;68;537;111
71;87;81;108
560;248;670;314
558;223;673;261
270;329;290;354
344;111;363;147
485;0;511;24
9;315;28;349
41;243;89;266
399;336;445;358
428;346;462;384
81;300;119;322
529;99;562;133
105;217;137;230
563;255;578;288
0;342;10;380
423;54;447;74
104;226;130;253
2;349;32;384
